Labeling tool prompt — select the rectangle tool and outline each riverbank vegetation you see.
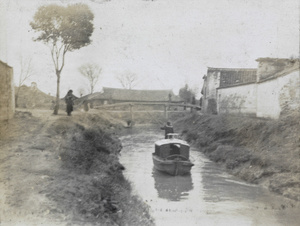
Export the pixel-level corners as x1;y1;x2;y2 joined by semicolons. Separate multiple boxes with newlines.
0;110;154;225
47;115;154;225
2;108;299;224
172;110;300;201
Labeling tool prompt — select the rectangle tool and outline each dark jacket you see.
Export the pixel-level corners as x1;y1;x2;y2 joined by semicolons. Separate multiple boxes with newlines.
64;93;77;115
161;125;174;138
65;94;75;106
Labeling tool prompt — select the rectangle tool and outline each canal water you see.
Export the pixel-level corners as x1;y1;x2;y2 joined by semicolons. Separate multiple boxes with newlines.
119;126;300;226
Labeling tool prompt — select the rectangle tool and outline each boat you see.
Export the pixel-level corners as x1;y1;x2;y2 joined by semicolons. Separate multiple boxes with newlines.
152;133;194;176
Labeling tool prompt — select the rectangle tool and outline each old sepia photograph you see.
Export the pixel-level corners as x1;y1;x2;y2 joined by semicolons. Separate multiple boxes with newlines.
0;0;299;225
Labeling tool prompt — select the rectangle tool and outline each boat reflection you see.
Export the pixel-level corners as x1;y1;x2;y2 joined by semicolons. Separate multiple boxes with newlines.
152;167;194;201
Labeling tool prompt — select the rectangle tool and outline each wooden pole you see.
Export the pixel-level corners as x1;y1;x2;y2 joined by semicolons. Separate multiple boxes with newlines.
130;104;133;122
164;105;168;119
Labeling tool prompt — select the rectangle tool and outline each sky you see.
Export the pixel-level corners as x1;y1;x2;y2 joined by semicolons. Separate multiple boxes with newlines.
0;0;299;97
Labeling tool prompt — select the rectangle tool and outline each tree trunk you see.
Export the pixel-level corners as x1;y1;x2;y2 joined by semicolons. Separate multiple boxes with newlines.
15;87;21;108
53;71;61;115
15;95;19;108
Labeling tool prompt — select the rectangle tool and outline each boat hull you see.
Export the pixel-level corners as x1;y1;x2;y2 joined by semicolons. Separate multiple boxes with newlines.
152;154;194;176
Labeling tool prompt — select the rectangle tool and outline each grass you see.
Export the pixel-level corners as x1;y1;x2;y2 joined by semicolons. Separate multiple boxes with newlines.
43;115;155;225
173;111;300;201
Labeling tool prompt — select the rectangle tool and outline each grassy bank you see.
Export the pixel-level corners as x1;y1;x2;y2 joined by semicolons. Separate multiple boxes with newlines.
44;113;154;225
172;111;300;201
0;110;154;225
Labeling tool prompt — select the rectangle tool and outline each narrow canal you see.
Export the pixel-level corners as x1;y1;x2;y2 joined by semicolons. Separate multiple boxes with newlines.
119;125;300;226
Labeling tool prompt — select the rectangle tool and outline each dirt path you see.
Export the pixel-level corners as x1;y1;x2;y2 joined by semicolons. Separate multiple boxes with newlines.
0;109;154;226
0;110;71;225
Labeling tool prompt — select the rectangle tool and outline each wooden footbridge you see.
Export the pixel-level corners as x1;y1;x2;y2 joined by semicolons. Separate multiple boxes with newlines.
90;102;201;120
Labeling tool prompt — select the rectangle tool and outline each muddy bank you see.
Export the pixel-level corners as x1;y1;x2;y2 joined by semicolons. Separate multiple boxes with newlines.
0;110;154;225
172;111;300;201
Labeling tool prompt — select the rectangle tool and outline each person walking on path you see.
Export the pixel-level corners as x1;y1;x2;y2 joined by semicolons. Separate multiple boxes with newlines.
161;121;174;139
64;90;77;116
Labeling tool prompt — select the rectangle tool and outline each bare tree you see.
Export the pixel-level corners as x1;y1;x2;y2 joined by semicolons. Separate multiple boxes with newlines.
78;87;86;97
78;63;102;94
116;72;139;89
15;56;35;107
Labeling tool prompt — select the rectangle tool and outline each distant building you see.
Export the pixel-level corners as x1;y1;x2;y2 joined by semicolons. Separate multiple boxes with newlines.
0;61;15;121
16;84;55;109
81;87;183;106
202;58;300;119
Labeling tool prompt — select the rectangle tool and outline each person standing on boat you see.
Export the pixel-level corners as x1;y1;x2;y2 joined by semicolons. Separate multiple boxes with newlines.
161;121;174;139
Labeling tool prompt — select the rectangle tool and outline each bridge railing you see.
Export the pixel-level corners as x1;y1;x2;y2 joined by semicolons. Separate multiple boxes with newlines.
88;101;201;120
92;101;201;110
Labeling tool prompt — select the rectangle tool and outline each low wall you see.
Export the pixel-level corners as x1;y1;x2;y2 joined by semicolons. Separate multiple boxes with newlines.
0;61;15;121
218;83;257;115
256;70;300;119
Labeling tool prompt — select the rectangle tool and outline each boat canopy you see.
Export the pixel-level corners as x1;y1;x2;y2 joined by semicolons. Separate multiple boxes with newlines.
166;133;180;139
154;142;190;159
155;135;188;146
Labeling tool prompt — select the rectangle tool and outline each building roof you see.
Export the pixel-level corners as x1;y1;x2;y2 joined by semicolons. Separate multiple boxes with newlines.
207;67;257;72
258;60;300;83
89;87;182;102
15;84;55;107
207;67;257;88
255;57;295;62
256;58;300;82
0;60;12;68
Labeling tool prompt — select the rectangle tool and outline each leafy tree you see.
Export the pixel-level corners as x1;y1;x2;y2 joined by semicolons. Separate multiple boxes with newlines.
78;63;102;94
30;4;94;114
179;84;195;104
116;72;139;89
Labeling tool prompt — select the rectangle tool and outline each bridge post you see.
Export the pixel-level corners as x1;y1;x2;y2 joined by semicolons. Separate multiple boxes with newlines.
83;100;89;112
129;104;133;122
164;105;168;119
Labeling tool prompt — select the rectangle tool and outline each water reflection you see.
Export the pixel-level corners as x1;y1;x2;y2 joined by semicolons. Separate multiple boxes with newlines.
152;167;193;201
201;162;261;202
120;128;300;226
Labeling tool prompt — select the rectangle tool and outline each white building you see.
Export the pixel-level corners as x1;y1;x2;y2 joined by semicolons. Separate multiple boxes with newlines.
202;58;300;119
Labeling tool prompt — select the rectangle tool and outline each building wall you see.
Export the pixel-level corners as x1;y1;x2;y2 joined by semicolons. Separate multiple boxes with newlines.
0;61;15;121
256;70;300;119
218;83;257;115
203;59;299;119
203;70;220;114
